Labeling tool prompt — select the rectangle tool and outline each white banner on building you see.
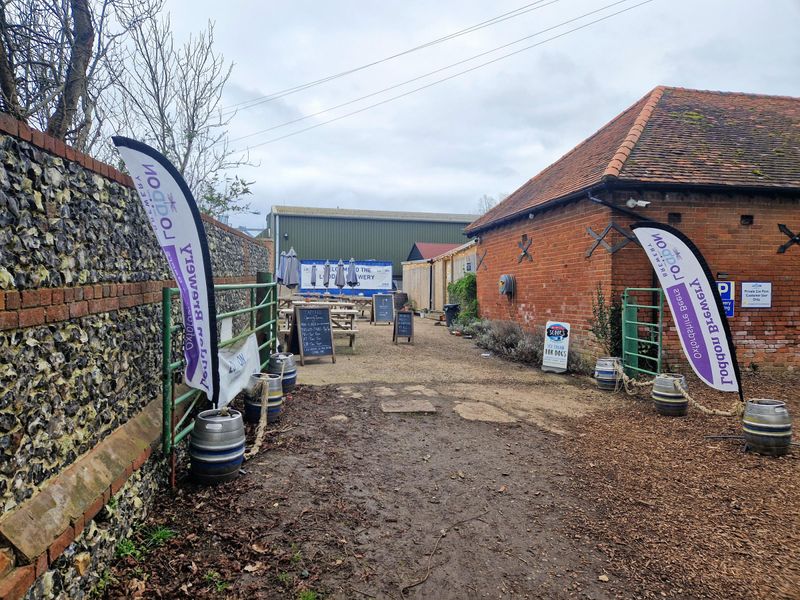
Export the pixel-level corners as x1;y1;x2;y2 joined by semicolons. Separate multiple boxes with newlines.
542;321;570;373
631;222;741;396
300;260;393;296
113;137;220;405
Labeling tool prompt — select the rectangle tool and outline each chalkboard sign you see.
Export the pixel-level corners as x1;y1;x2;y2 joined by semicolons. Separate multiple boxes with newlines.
289;305;335;365
393;310;414;344
371;293;395;324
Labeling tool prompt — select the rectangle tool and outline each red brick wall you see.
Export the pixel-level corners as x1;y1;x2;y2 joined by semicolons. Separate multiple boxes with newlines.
476;190;800;370
611;190;800;370
475;200;613;356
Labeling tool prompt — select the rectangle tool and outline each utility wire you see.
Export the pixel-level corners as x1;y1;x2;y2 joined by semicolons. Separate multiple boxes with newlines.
231;0;653;152
229;0;634;146
220;0;560;114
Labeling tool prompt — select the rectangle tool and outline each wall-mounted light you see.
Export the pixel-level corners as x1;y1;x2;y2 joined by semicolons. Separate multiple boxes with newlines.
283;233;289;240
528;213;535;220
626;198;651;208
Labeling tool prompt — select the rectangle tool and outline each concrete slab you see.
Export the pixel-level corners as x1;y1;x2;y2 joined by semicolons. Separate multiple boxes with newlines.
380;399;437;414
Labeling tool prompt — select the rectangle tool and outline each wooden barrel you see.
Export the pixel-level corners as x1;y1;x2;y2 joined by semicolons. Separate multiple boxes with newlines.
269;352;297;394
394;292;408;310
651;373;688;416
743;399;792;457
245;374;283;424
189;409;245;484
594;357;621;391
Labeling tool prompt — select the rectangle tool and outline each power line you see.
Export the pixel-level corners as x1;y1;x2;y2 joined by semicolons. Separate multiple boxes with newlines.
232;0;654;152
219;0;561;115
228;0;636;146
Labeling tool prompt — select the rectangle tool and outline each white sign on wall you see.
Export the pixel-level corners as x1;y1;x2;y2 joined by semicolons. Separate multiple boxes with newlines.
741;282;772;308
542;321;570;373
299;260;393;296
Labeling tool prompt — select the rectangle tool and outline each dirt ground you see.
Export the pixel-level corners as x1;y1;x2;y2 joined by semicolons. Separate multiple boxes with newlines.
104;317;799;599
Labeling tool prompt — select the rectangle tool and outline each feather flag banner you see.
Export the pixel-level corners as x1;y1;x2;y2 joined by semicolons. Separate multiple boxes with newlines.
113;136;221;405
631;222;741;397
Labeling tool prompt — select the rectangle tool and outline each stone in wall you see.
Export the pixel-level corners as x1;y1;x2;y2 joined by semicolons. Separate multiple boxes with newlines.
0;134;169;289
0;131;271;292
0;304;161;508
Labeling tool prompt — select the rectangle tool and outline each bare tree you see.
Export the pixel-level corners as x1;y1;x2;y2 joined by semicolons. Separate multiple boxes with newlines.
0;0;160;152
477;193;505;214
111;14;252;213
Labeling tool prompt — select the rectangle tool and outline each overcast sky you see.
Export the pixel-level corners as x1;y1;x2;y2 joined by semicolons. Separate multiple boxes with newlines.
166;0;800;230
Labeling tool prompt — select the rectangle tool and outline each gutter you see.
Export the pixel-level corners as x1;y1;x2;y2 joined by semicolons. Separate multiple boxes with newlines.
466;178;800;237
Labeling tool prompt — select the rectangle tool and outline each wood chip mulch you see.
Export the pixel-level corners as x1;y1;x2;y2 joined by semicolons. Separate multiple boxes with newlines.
562;370;800;600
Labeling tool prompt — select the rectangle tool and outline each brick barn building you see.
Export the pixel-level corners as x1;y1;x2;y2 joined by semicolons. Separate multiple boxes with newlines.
464;86;800;370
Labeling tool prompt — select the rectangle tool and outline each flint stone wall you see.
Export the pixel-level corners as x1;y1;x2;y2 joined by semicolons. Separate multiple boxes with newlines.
0;128;270;510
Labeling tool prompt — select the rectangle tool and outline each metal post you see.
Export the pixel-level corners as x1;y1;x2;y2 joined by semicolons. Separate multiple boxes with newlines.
256;271;273;366
161;287;173;456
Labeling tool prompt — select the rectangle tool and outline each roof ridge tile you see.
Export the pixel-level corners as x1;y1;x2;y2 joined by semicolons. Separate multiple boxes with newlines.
602;86;666;180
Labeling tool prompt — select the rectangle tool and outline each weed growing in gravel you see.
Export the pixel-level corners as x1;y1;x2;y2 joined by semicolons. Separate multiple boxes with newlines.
90;569;118;597
203;570;230;593
290;543;303;564
298;590;319;600
277;571;292;585
115;539;142;561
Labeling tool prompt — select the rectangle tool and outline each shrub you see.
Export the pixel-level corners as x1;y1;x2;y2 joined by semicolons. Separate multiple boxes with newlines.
589;283;622;357
473;320;544;366
447;272;479;325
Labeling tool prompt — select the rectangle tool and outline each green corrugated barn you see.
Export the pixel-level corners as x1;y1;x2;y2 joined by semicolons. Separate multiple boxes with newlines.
263;206;476;281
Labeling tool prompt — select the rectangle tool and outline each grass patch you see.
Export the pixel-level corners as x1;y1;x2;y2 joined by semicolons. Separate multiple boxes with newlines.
145;525;176;548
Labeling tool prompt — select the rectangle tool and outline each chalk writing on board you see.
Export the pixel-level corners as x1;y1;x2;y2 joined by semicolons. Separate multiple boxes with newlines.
394;311;413;343
291;306;335;364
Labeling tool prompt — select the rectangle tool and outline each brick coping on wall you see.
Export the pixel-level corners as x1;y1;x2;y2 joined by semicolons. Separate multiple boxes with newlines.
0;400;162;600
0;112;268;247
0;276;257;331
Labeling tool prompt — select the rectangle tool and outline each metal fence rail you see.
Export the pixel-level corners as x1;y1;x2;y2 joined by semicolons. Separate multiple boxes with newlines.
161;273;278;481
621;287;663;378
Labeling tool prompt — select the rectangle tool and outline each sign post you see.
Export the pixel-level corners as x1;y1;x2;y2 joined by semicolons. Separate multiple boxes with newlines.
542;321;570;373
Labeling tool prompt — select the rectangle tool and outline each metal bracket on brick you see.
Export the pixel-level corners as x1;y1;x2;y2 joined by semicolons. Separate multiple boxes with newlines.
777;224;800;254
517;234;532;263
585;223;640;257
476;249;488;271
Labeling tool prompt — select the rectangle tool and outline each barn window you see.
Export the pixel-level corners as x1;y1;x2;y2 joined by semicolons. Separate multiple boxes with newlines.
668;212;682;224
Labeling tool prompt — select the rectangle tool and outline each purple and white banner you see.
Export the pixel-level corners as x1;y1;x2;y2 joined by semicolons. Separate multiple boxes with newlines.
113;137;220;406
631;223;741;396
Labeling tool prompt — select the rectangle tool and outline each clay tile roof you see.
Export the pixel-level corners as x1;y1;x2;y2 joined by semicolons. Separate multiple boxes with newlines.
466;86;800;234
407;242;463;261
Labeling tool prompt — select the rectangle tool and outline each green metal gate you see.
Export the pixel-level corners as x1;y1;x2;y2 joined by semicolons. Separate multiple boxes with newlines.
621;287;663;378
161;272;278;484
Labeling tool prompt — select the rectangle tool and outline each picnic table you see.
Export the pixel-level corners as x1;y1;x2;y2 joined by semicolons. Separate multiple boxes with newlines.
280;305;360;348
